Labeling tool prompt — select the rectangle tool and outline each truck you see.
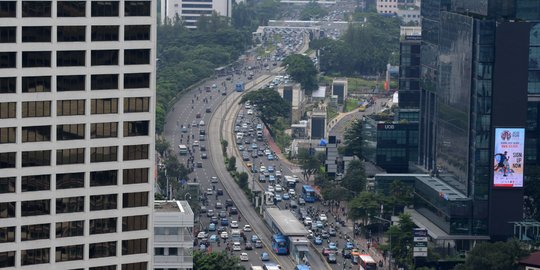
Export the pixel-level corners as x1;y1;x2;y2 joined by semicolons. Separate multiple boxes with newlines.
235;82;244;92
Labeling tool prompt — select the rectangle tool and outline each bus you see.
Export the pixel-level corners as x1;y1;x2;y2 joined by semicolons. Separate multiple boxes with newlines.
301;185;317;203
295;265;310;270
271;234;289;255
178;144;188;155
355;253;377;270
250;267;264;270
263;263;282;270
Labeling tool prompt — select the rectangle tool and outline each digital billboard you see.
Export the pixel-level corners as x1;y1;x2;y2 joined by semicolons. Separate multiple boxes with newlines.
493;128;525;188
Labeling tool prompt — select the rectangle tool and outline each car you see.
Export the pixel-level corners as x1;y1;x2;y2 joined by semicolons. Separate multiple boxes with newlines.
328;242;338;250
229;207;238;215
247;109;253;115
251;234;259;243
225;199;234;207
316;221;324;228
243;225;252;232
245;242;253;250
251;151;258;158
210;216;218;224
233;242;242;251
260;252;270;261
298;198;305;205
206;209;214;217
208;223;216;231
197;162;203;168
200;144;207;151
329;228;336;237
259;174;266;182
193;140;200;147
219;211;227;218
275;171;282;178
238;145;244;151
181;125;188;133
206;188;213;195
240;252;249;261
288;189;296;196
346;241;355;250
209;234;218;242
221;218;229;226
260;166;266;173
267;165;275;173
197;232;208;239
268;175;276;182
303;217;312;226
321;230;330;239
191;121;198;127
264;149;272;155
255;240;263;248
220;231;229;239
282;193;290;200
201;153;207;159
268;186;274;193
200;206;207;213
307;230;314;239
215;202;223;209
275;194;282;201
267;154;274;160
343;249;352;259
322;247;331;256
314;236;323;245
230;220;239;228
274;184;283;192
250;143;258;149
217;189;223;196
210;176;219;183
327;252;337;263
319;214;328;222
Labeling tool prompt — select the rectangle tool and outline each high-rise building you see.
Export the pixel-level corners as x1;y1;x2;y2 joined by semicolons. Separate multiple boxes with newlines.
0;1;155;268
161;0;233;28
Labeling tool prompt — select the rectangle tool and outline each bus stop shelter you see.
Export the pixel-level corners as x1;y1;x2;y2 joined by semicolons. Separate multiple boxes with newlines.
264;207;310;264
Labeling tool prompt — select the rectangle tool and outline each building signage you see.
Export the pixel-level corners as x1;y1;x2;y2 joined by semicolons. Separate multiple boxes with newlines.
493;128;525;188
413;228;428;258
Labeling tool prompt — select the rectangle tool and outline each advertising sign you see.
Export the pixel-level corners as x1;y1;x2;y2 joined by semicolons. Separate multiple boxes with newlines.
493;128;525;188
413;228;428;258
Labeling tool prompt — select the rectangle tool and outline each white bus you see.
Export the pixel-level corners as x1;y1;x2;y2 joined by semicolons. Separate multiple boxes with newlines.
178;144;188;155
250;266;264;270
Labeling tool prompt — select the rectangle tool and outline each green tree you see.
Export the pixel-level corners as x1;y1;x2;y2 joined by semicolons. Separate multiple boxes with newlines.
240;88;291;125
387;213;416;269
297;148;321;182
193;251;244;270
221;140;229;156
238;172;249;189
341;160;366;193
343;119;364;158
348;191;380;224
454;239;529;270
227;156;237;171
300;0;329;20
165;155;190;181
282;54;318;92
156;137;171;157
386;180;414;215
525;165;540;219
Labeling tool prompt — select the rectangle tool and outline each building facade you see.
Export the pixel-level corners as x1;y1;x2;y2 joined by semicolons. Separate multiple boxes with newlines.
154;201;194;270
161;0;232;28
0;1;155;268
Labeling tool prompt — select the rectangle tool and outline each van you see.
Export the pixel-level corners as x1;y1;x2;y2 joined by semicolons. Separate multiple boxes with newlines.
206;107;211;113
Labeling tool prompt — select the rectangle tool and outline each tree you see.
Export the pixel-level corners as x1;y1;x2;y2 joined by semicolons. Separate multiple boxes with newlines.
297;148;321;182
343;119;364;158
282;54;318;92
341;160;367;193
227;156;237;172
156;137;171;157
221;140;229;156
300;0;328;20
454;239;529;270
524;165;540;219
240;88;291;125
238;172;249;190
193;251;244;270
165;155;190;181
386;180;414;215
386;213;416;269
348;191;381;225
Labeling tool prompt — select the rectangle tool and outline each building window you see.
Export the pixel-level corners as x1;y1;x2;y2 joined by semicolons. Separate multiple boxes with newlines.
57;75;85;91
124;73;150;89
0;102;16;118
0;77;16;93
22;76;51;92
22;101;51;117
0;27;16;43
0;52;16;68
90;241;117;258
91;122;118;138
56;220;84;238
0;177;15;193
121;239;148;255
57;26;86;42
22;51;51;67
21;174;50;192
0;2;16;17
22;150;51;167
57;100;85;116
90;170;118;187
122;262;148;270
124;121;149;137
0;152;16;169
0;227;15;243
91;50;119;66
90;218;117;234
57;124;85;140
56;196;84;213
91;146;118;163
125;25;150;41
91;98;118;114
122;215;148;231
90;266;117;270
22;1;51;17
125;1;151;16
57;1;86;17
22;26;51;42
91;74;118;90
0;202;15;218
22;125;51;142
123;168;149;184
90;194;117;211
92;1;119;17
56;148;85;165
124;49;150;65
57;50;85;67
91;25;119;41
123;192;148;208
56;172;84;189
21;248;49;266
21;223;49;241
124;97;149;113
0;127;16;144
123;145;149;161
21;199;50;217
56;245;83;262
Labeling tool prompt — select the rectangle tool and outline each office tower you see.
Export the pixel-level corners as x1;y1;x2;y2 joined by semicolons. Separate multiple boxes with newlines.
331;79;347;105
161;0;233;28
398;27;421;122
310;110;327;140
0;1;155;269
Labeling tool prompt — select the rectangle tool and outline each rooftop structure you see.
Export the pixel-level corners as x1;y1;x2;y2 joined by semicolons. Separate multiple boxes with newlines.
264;207;308;236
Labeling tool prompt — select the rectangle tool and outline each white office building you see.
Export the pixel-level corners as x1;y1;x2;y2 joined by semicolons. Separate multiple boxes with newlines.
154;200;194;270
161;0;232;28
0;1;156;269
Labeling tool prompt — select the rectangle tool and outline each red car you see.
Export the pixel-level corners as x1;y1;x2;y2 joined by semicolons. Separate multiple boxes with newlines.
322;247;332;256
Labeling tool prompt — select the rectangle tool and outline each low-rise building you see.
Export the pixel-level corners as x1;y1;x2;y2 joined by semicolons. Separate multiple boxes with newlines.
161;0;233;28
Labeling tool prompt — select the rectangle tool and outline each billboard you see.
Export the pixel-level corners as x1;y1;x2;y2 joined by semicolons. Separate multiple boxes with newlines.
493;128;525;188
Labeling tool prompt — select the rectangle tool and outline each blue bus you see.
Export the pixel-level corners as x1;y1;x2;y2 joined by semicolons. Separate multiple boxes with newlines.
295;265;310;270
271;234;289;255
235;82;244;92
301;185;317;203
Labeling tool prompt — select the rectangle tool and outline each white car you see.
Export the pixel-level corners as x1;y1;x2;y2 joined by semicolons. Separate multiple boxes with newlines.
230;220;239;228
275;184;283;192
197;232;208;239
288;189;296;196
243;225;252;232
242;123;248;129
233;242;242;251
268;186;275;193
193;140;200;147
264;149;272;155
211;177;219;183
260;166;266;173
199;120;205;126
206;188;213;195
247;109;253;115
319;214;328;222
304;217;312;226
240;252;249;261
220;231;229;239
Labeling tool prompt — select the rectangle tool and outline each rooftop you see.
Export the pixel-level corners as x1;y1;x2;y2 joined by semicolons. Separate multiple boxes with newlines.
266;208;308;236
520;251;540;267
154;200;194;216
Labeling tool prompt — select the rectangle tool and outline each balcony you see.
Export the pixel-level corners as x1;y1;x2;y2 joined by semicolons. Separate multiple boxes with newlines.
154;234;193;243
154;255;193;265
